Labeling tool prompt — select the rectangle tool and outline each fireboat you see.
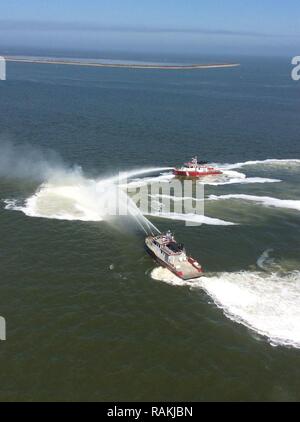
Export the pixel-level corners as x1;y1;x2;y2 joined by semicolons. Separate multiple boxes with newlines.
173;156;222;178
145;231;203;280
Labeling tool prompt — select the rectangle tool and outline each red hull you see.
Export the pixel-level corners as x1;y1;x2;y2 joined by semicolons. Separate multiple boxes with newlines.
173;169;222;177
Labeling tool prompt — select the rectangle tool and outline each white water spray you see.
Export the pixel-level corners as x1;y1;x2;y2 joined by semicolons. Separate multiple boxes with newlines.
5;168;171;234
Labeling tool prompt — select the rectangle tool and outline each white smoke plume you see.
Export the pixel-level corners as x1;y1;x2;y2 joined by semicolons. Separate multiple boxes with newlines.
0;138;72;182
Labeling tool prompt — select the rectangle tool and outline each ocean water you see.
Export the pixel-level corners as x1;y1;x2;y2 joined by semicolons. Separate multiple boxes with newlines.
0;55;300;401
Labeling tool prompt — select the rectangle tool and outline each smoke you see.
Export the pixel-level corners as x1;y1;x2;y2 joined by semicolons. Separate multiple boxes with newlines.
0;138;70;182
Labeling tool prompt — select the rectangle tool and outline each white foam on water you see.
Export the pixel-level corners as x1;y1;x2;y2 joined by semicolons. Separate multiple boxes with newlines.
149;194;203;202
209;194;300;212
125;169;280;188
257;249;274;271
204;177;281;186
256;249;282;272
146;210;236;226
3;168;167;234
150;266;300;349
5;180;111;221
219;158;300;170
4;199;23;212
151;267;193;286
200;271;300;348
198;169;245;186
8;182;105;221
201;170;281;186
123;172;174;188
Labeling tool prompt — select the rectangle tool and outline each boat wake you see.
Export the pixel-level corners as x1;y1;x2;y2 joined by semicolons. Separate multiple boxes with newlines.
209;194;300;212
125;157;300;188
119;157;300;190
151;260;300;349
145;210;235;226
219;158;300;170
125;169;281;187
200;170;281;186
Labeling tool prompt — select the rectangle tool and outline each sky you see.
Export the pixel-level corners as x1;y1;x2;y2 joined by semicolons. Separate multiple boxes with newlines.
0;0;299;57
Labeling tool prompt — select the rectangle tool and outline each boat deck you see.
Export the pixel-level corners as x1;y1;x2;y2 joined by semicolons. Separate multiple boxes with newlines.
175;261;202;280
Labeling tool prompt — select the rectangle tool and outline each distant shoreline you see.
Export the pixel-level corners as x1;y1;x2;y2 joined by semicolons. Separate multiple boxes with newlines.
5;56;240;70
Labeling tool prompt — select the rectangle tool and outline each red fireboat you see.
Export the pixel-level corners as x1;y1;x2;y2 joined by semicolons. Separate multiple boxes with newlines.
173;156;222;178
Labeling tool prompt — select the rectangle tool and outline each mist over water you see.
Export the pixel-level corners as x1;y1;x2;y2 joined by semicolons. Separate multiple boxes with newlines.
0;138;69;182
1;140;167;234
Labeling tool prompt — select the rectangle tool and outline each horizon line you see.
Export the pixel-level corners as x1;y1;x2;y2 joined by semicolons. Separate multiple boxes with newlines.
0;19;297;39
